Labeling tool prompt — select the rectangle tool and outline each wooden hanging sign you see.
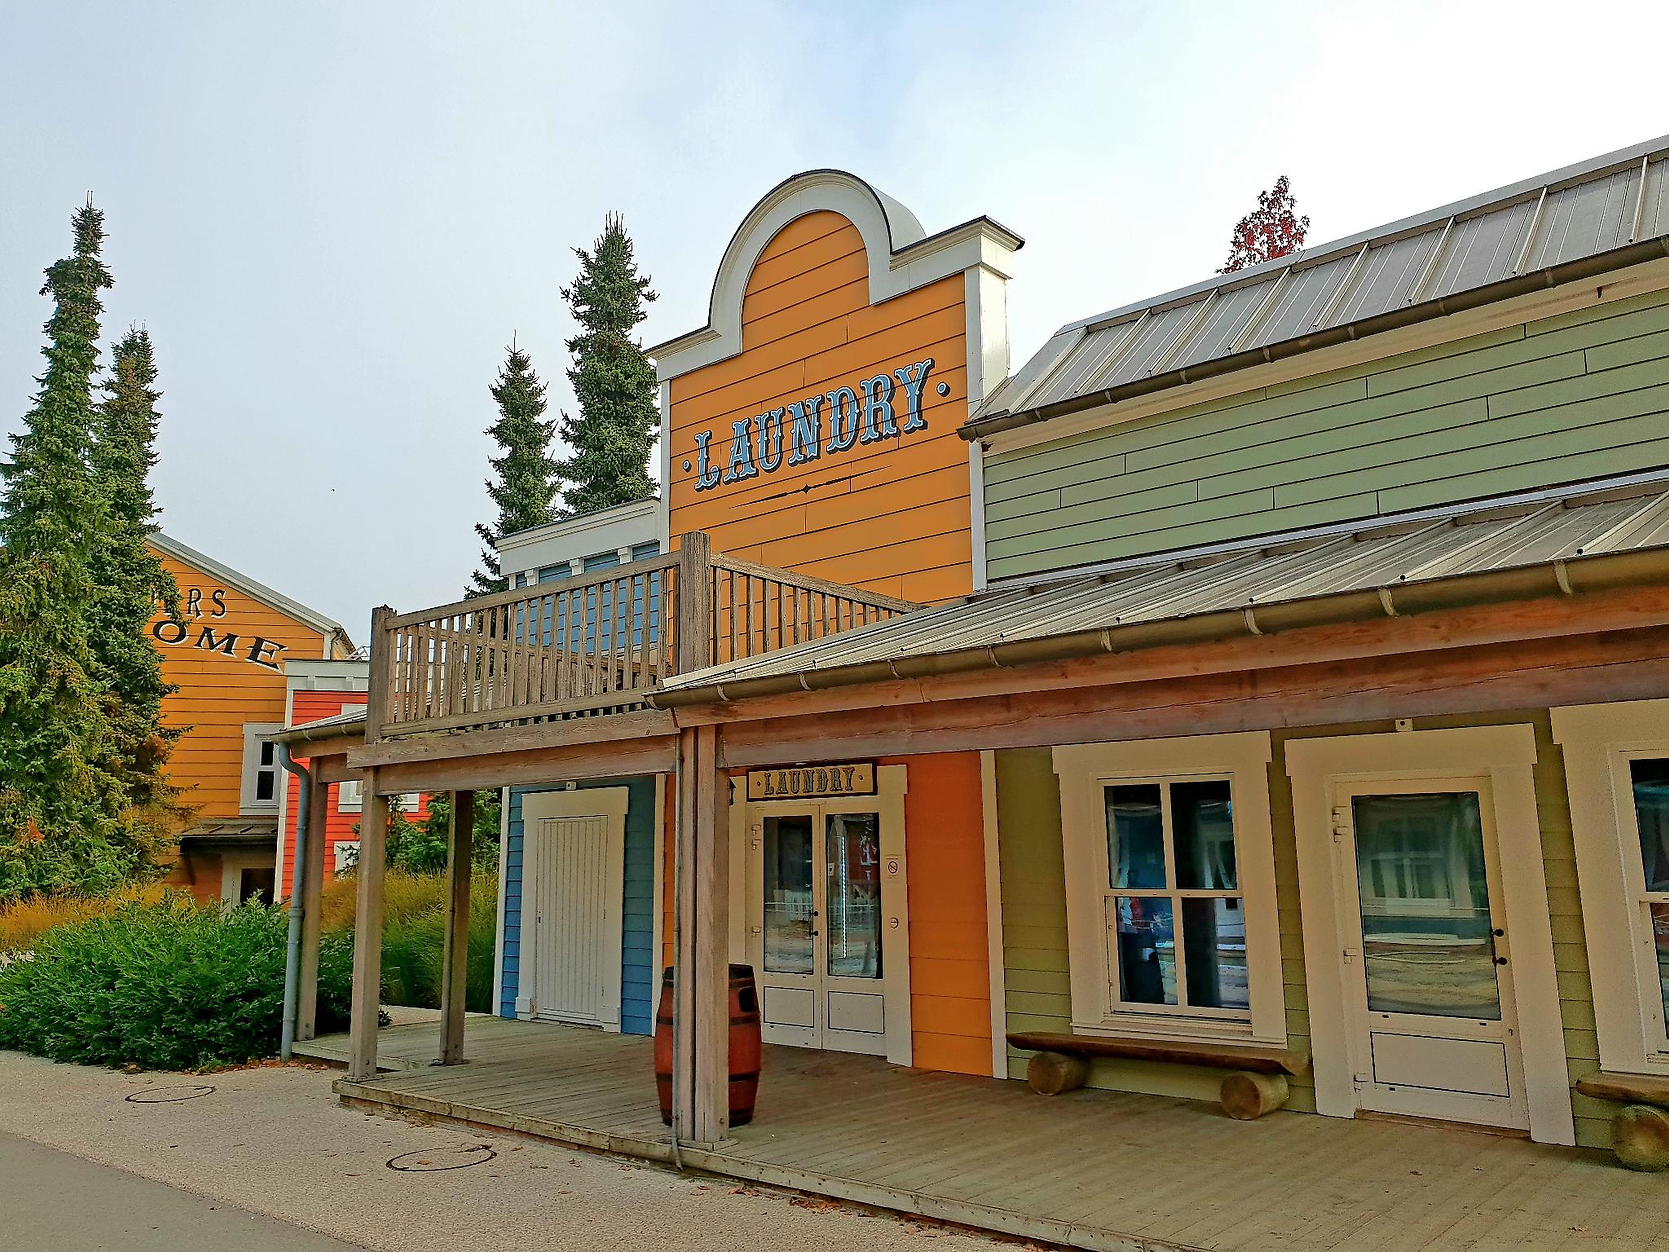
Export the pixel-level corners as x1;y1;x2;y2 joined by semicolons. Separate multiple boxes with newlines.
747;763;875;801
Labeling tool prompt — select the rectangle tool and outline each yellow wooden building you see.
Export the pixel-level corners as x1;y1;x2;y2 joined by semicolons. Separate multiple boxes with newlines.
149;533;353;901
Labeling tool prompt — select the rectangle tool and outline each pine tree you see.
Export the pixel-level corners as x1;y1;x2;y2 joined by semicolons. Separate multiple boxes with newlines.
552;213;659;517
470;340;556;595
89;328;181;812
0;201;138;898
1218;175;1310;274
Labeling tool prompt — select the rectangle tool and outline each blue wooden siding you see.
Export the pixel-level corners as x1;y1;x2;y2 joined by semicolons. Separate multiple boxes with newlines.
499;776;659;1035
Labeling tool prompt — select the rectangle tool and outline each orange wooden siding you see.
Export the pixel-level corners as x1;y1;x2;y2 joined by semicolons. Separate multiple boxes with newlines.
889;752;991;1075
151;548;330;819
667;210;974;604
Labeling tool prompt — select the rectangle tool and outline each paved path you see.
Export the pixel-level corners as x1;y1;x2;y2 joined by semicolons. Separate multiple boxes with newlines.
0;1051;994;1252
1;1130;358;1250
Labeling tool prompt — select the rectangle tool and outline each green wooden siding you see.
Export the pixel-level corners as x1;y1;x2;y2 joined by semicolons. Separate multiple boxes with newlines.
985;287;1669;580
994;710;1607;1147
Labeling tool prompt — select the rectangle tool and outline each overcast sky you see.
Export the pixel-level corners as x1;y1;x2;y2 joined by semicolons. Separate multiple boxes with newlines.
3;1;1666;641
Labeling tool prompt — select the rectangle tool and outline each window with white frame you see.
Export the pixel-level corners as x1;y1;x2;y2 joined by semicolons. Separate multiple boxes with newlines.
336;779;363;812
1553;702;1669;1075
333;840;360;874
1054;733;1284;1042
240;724;283;814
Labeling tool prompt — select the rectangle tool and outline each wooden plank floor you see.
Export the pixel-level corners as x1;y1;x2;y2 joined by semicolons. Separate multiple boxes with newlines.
299;1018;1667;1252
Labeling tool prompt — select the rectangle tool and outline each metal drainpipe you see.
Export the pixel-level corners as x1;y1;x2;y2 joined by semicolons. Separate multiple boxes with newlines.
276;742;313;1062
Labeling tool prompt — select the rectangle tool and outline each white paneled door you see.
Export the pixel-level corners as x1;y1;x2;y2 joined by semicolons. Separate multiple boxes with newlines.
521;789;629;1031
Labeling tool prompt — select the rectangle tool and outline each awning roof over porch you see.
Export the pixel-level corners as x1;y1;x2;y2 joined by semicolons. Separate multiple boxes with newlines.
652;469;1669;705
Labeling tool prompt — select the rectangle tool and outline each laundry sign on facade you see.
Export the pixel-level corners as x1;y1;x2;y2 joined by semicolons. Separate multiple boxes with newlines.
684;358;947;492
747;762;876;800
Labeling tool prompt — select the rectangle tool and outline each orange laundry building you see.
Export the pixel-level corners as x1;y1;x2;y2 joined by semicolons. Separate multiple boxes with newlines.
149;533;356;902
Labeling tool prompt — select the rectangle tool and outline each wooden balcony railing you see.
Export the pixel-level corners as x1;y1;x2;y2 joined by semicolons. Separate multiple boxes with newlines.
364;532;916;742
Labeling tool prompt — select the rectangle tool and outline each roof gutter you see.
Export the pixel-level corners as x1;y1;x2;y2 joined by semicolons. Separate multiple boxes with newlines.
962;237;1669;443
645;547;1669;710
271;718;366;749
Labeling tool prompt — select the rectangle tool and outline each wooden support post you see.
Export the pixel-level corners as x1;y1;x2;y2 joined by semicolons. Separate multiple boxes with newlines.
296;771;331;1041
1026;1051;1089;1096
364;606;392;745
346;776;388;1081
438;789;475;1066
673;722;730;1146
676;531;712;674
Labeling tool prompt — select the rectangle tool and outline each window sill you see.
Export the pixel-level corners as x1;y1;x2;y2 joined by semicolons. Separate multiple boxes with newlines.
1071;1016;1284;1049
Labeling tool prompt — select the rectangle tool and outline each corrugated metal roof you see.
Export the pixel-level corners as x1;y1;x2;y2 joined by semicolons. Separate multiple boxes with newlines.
658;471;1669;696
973;136;1669;435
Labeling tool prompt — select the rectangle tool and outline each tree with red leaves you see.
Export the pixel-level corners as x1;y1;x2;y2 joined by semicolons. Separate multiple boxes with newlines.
1219;175;1310;273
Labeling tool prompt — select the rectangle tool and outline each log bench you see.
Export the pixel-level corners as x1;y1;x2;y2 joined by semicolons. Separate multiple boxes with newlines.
1007;1031;1311;1120
1575;1073;1669;1171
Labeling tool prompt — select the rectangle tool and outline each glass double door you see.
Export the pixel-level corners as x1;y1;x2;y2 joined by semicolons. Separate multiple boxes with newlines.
1335;777;1528;1129
749;803;890;1055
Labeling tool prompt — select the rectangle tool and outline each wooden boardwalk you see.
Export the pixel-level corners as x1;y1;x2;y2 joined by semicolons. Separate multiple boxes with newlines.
299;1017;1667;1252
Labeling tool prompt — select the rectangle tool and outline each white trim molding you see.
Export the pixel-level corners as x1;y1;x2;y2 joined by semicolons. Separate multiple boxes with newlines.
1286;725;1575;1146
1552;700;1669;1078
1053;732;1284;1046
649;169;1022;383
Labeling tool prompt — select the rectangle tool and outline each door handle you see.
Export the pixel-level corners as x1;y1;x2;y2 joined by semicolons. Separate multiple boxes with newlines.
1489;929;1507;966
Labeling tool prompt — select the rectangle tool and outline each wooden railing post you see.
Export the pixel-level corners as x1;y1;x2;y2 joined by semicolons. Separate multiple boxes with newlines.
677;531;713;673
364;605;392;744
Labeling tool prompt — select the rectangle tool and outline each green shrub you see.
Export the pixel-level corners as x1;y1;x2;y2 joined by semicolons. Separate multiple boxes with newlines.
0;898;354;1070
318;868;499;1013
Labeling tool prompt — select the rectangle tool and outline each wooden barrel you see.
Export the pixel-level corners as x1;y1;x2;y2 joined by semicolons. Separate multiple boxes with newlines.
654;965;762;1128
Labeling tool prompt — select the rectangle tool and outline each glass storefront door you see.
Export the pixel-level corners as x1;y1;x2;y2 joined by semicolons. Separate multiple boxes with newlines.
1335;777;1528;1129
751;803;892;1055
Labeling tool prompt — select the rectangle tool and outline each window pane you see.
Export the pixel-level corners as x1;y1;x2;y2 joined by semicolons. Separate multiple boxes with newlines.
1652;902;1669;1032
1352;792;1500;1020
1115;896;1175;1004
1630;758;1669;893
260;741;274;766
825;813;882;979
1107;784;1166;889
763;816;814;974
255;771;274;802
1173;779;1237;890
1182;896;1248;1009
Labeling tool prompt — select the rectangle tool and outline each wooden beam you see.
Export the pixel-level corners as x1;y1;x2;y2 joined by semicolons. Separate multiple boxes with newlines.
313;753;361;785
296;771;331;1042
716;627;1669;766
364;607;392;745
670;583;1669;728
677;531;713;675
346;781;388;1081
371;736;678;796
672;728;698;1139
438;789;474;1066
692;724;729;1146
350;708;675;770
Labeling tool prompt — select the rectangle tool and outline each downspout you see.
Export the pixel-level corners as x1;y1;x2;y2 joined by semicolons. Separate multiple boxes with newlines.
276;742;313;1061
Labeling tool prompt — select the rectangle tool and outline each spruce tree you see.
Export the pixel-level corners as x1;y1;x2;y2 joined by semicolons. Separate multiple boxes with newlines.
552;213;659;516
0;201;136;898
470;340;556;595
89;328;181;811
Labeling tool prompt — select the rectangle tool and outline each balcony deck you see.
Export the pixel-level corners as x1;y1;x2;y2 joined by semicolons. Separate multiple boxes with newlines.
357;534;915;765
299;1016;1663;1252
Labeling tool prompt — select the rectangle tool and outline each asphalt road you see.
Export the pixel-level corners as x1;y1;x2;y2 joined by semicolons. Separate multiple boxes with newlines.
1;1129;360;1250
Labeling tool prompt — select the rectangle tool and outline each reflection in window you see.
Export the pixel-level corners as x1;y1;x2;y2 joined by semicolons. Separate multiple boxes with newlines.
826;814;882;980
763;816;813;974
1629;759;1669;1032
1352;791;1500;1020
1104;779;1246;1012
